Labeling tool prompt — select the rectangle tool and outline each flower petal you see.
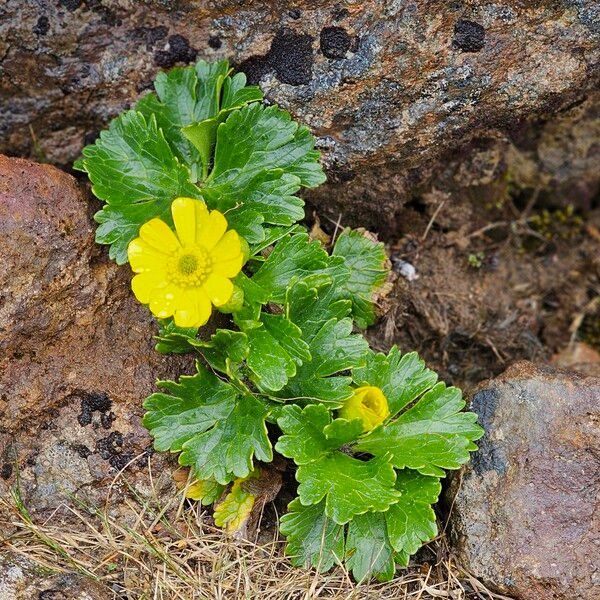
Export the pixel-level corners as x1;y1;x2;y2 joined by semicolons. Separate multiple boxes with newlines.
211;254;243;278
173;288;212;327
148;284;180;319
202;273;234;307
197;210;227;250
131;271;168;304
210;229;242;262
172;197;208;247
139;218;180;253
128;238;169;273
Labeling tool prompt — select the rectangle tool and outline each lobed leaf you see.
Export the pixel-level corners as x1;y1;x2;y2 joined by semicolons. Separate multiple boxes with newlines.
201;104;325;244
386;470;441;566
332;229;389;329
179;391;272;484
280;499;345;572
213;475;257;533
137;59;262;180
76;110;201;264
296;453;401;525
345;512;396;582
143;364;236;452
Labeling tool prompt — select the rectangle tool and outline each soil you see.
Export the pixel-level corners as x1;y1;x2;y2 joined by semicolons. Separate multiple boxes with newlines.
307;183;600;394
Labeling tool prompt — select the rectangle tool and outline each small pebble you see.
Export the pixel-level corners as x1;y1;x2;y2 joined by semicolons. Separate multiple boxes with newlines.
392;257;419;281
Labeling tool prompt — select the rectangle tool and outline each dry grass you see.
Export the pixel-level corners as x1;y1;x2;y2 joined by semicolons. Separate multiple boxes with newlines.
0;462;511;600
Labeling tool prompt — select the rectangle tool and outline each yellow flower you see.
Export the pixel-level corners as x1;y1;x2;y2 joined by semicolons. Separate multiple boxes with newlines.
338;386;390;432
127;197;244;328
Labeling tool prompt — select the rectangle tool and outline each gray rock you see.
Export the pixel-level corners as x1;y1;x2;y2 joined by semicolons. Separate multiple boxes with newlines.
0;1;598;231
449;362;600;599
0;551;111;600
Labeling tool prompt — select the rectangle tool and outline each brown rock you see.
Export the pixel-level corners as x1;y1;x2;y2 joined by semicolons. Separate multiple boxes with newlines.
0;2;598;231
449;362;600;600
0;155;192;516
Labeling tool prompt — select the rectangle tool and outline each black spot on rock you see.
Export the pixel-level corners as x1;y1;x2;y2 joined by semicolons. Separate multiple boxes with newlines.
77;391;111;426
33;16;50;36
333;7;350;21
154;34;197;68
59;0;82;11
320;26;352;59
101;410;115;429
453;19;485;52
269;30;314;85
470;388;507;475
208;35;222;49
85;0;120;25
238;55;272;85
96;431;132;469
1;463;13;480
239;29;314;86
288;9;301;20
132;25;168;50
71;444;92;459
39;591;60;600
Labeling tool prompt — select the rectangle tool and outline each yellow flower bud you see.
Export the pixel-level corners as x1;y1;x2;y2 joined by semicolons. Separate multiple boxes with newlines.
338;386;390;432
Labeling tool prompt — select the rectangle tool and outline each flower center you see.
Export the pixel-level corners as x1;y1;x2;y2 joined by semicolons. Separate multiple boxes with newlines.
362;394;381;412
178;254;199;275
168;247;212;287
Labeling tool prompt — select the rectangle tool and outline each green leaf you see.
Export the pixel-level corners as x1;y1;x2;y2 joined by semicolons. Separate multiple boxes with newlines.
276;404;364;465
322;418;364;447
208;103;325;187
191;329;249;376
241;319;298;392
201;105;326;243
332;229;389;329
276;404;333;464
355;383;484;476
76;110;201;264
345;512;395;582
248;224;303;255
154;319;199;354
277;313;369;407
296;453;401;525
353;346;438;416
234;308;311;392
186;478;226;506
262;313;311;364
143;363;237;452
285;258;352;338
179;391;272;484
234;272;271;306
252;234;330;303
138;60;262;180
280;499;345;572
386;471;441;566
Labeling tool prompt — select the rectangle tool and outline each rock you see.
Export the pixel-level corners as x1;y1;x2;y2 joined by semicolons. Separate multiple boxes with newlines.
449;362;600;600
0;155;192;518
0;551;112;599
0;1;598;230
551;342;600;377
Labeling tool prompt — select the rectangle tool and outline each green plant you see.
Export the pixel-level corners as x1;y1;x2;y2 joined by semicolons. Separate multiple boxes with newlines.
467;252;485;269
75;59;483;582
529;205;583;241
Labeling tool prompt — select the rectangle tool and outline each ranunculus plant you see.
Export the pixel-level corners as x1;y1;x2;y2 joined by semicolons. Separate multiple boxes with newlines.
75;59;483;582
